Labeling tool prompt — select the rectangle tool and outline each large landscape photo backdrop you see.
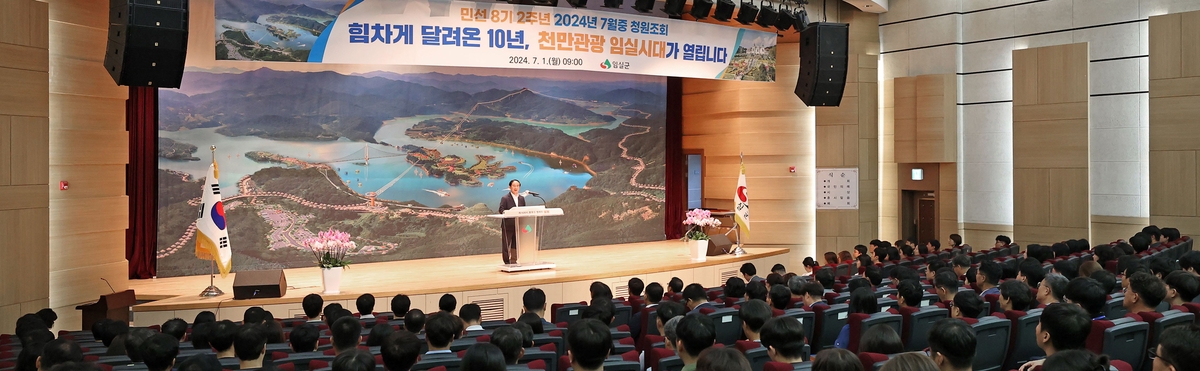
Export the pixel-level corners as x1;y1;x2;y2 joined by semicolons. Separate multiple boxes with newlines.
156;65;667;277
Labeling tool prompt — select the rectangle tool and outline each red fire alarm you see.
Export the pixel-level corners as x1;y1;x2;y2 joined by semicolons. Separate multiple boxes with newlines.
59;181;68;190
789;166;796;173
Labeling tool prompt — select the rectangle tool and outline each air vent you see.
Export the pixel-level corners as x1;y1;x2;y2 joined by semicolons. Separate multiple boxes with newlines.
474;298;506;322
720;268;740;282
615;284;630;299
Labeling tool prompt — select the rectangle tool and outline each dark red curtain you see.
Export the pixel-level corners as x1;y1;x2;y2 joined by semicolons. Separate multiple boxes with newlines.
664;77;685;240
126;86;159;279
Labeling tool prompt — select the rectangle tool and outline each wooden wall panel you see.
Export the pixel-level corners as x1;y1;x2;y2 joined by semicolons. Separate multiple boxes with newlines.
44;0;132;330
885;73;959;241
1150;11;1200;238
684;40;815;263
1012;43;1090;244
0;0;50;335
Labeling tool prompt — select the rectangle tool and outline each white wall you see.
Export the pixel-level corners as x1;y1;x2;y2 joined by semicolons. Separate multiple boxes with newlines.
879;0;1200;228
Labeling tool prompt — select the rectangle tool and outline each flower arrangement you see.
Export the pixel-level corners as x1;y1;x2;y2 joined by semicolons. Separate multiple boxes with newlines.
304;229;356;268
682;209;722;241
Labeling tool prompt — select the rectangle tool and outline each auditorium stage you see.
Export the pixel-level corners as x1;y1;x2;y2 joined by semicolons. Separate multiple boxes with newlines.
128;241;790;326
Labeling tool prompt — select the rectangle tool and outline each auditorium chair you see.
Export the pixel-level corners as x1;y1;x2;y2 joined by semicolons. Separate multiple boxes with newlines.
836;263;850;277
920;293;940;307
610;304;633;329
764;361;813;371
1139;310;1194;367
857;352;891;371
532;334;564;357
876;298;898;313
880;264;896;278
646;348;675;371
1103;296;1128;320
780;309;815;342
811;303;849;350
900;306;948;351
846;312;902;353
414;358;461;371
595;361;640;371
831;292;851;304
970;316;1012;371
1085;318;1149;371
1001;309;1043;371
736;340;809;371
658;355;684;371
553;304;587;327
698;307;742;346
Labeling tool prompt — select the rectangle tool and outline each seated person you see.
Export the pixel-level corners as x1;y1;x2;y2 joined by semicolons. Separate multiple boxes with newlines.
1164;271;1200;306
975;261;1002;297
683;284;715;314
674;314;716;371
895;279;923;310
38;338;84;371
1017;259;1046;288
566;319;611;371
927;319;975;371
767;285;792;311
758;314;806;364
1064;277;1108;320
233;325;270;370
934;270;960;306
404;309;426;334
1124;272;1168;319
137;334;179;371
1153;323;1200;371
391;294;412;319
356;294;376;320
461;304;485;332
834;288;877;349
1037;273;1069;307
737;300;772;342
331;316;364;355
1018;303;1091;371
999;280;1034;312
745;281;768;302
366;324;394;347
161;319;188;343
209;321;239;359
951;292;984;319
489;327;526;369
380;331;423;371
799;282;828;310
439;294;457;314
332;349;375;371
516;313;543;335
858;325;903;355
303;294;324;323
812;349;860;370
422;312;463;359
287;324;320;354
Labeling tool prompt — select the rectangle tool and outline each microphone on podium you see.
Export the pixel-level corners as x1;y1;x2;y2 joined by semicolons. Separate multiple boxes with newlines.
526;191;540;197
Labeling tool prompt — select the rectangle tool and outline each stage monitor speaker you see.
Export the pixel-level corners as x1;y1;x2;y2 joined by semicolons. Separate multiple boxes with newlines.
105;0;189;88
707;234;734;256
233;270;287;300
794;22;849;107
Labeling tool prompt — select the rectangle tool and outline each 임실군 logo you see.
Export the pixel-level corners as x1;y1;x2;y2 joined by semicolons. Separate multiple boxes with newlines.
601;59;612;69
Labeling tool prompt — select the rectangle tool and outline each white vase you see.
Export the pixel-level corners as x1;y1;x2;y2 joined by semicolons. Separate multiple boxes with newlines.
322;267;343;294
691;239;708;262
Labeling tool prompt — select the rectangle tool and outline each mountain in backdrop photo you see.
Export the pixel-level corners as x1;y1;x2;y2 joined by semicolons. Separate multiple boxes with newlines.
156;66;667;277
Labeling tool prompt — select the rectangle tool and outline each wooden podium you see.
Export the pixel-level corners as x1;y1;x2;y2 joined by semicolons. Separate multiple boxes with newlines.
76;290;135;329
487;206;563;273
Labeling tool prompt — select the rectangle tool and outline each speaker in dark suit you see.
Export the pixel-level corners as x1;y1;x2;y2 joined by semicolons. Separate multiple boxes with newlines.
498;180;526;264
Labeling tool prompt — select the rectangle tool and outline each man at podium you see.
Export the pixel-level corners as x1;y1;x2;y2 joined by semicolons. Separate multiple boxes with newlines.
498;179;525;264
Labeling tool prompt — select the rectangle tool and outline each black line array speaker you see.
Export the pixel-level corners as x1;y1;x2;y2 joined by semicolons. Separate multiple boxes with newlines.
795;22;849;107
105;0;189;88
233;270;288;300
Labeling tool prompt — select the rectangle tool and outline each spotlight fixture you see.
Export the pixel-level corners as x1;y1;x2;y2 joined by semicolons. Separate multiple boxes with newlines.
755;0;778;28
663;0;685;18
602;0;621;7
774;3;795;31
713;0;735;21
567;0;587;7
690;0;713;19
795;7;809;29
632;0;654;12
735;0;758;24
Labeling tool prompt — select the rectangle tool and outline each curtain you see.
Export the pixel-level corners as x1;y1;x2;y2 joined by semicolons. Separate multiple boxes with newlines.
663;77;685;240
126;86;158;279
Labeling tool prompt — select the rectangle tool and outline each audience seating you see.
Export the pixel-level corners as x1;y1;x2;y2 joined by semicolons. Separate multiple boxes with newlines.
780;309;816;342
699;307;742;346
1086;318;1149;371
1001;309;1042;371
846;312;902;353
901;306;948;351
970;317;1012;371
811;303;849;350
552;303;586;325
857;352;891;371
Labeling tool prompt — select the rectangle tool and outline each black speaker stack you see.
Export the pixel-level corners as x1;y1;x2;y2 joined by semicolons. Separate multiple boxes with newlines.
105;0;190;88
794;22;849;107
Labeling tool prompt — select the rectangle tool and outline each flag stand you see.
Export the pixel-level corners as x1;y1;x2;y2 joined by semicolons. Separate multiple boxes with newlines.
199;145;225;297
199;255;224;297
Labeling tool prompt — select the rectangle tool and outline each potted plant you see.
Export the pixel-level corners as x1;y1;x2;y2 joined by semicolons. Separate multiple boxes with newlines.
682;209;721;262
304;229;356;294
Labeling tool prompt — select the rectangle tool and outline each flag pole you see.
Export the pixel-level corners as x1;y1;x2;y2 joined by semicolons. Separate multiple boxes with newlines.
200;145;225;297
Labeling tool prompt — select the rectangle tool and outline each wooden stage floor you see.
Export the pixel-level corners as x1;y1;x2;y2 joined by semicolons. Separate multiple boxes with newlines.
131;240;789;313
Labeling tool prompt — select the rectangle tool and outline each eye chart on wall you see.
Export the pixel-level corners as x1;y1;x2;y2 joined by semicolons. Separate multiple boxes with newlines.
816;168;858;210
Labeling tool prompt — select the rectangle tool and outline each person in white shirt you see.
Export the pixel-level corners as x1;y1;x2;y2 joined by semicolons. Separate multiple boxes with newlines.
356;294;376;320
461;304;485;332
